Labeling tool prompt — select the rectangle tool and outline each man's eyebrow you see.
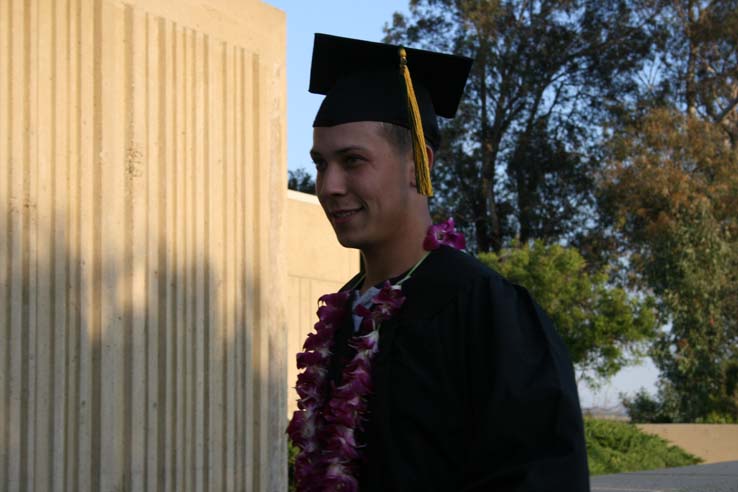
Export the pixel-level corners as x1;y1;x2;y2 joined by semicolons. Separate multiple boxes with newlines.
310;145;369;160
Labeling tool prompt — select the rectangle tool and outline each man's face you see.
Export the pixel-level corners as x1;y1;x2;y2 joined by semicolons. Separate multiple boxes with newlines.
311;121;413;251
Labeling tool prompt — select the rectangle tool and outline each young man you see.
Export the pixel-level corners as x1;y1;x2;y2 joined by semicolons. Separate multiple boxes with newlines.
288;34;590;492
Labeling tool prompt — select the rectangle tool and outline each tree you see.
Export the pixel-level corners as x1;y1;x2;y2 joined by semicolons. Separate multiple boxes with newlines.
597;0;738;420
479;241;657;386
385;0;657;252
288;168;316;194
600;108;738;420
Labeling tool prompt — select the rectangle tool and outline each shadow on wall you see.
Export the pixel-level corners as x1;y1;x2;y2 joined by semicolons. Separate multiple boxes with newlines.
0;203;276;491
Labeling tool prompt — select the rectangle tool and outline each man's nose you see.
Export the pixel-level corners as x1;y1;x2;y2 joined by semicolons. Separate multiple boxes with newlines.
317;164;347;196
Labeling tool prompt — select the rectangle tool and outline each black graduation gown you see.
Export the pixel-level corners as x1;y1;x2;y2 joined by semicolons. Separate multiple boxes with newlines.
327;245;590;492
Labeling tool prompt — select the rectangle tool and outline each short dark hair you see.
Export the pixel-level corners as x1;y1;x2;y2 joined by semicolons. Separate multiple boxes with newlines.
379;122;412;156
379;122;439;156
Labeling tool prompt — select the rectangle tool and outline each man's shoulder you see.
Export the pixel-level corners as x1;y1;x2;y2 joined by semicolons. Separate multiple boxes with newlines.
337;246;513;316
399;246;512;320
428;245;496;279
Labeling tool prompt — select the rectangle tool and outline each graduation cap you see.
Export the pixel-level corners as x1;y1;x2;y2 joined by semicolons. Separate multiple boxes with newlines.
309;33;473;196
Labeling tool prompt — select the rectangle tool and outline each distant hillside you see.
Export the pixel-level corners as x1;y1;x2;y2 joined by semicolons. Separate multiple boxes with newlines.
583;403;629;421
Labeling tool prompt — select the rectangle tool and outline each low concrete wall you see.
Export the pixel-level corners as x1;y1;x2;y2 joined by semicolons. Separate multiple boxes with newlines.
638;424;738;464
285;190;360;415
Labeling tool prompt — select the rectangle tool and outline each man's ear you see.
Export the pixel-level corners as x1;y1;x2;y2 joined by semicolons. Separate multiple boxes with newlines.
408;145;435;188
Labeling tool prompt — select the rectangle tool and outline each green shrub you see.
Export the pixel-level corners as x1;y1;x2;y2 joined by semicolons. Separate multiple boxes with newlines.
288;439;298;492
585;418;701;475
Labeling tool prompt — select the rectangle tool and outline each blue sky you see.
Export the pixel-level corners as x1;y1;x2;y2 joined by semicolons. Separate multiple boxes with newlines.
264;0;659;408
265;0;410;174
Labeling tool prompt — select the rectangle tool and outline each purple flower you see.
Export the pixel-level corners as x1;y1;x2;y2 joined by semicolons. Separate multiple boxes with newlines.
296;365;327;386
324;425;360;460
423;217;466;251
302;322;335;350
296;379;323;403
296;349;331;369
353;304;373;319
287;410;306;443
316;304;345;325
368;282;405;321
349;330;379;352
319;291;351;308
324;462;359;492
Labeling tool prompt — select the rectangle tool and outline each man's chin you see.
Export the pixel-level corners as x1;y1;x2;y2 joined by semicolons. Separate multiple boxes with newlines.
332;229;367;250
335;235;362;250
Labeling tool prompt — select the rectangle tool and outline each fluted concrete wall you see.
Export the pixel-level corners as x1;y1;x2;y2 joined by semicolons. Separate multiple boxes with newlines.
285;190;359;415
0;0;287;491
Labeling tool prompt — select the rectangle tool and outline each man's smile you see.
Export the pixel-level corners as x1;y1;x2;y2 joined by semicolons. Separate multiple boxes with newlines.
329;207;364;224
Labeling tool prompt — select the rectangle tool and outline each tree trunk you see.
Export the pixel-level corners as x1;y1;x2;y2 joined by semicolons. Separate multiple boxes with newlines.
478;48;502;252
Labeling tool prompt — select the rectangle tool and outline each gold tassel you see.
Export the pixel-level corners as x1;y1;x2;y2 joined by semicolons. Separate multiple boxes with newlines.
399;47;433;197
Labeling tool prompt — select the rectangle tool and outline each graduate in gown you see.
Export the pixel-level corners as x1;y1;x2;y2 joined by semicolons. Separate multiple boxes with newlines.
288;33;590;492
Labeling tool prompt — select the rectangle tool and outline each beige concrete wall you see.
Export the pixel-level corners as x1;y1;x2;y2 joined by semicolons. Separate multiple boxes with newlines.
0;0;287;490
285;190;359;414
638;424;738;464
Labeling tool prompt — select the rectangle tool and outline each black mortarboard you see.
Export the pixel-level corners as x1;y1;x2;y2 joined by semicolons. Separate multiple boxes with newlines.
309;33;473;196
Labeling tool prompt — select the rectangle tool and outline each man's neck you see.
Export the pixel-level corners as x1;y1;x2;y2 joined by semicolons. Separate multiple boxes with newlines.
359;217;431;293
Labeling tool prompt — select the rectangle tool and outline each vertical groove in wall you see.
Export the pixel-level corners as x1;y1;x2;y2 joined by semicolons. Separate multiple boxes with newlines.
132;8;149;488
166;19;180;492
252;51;264;492
143;14;155;490
240;46;253;492
155;16;167;492
123;6;134;492
233;45;244;492
182;26;188;492
2;2;286;491
1;0;11;487
19;1;30;488
69;1;82;489
58;2;72;488
220;40;229;492
28;1;41;488
122;4;139;490
238;47;247;492
90;0;103;489
187;27;197;492
47;1;61;489
178;25;187;492
229;43;238;492
60;0;73;487
171;24;186;491
202;33;211;492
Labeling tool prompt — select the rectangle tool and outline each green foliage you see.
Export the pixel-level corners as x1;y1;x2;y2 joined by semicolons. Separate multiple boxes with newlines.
288;168;316;194
600;106;738;421
622;386;681;423
478;241;657;384
288;439;298;492
585;418;701;475
623;389;669;423
385;0;657;252
595;0;738;422
624;384;738;424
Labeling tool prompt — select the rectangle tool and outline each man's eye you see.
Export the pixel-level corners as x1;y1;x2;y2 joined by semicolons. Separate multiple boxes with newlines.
345;155;363;166
313;160;327;172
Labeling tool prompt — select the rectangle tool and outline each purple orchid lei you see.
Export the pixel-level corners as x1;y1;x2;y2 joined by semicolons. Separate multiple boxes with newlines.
287;219;464;491
423;216;466;251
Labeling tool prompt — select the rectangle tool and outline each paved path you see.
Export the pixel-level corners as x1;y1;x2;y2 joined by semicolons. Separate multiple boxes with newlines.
591;461;738;492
